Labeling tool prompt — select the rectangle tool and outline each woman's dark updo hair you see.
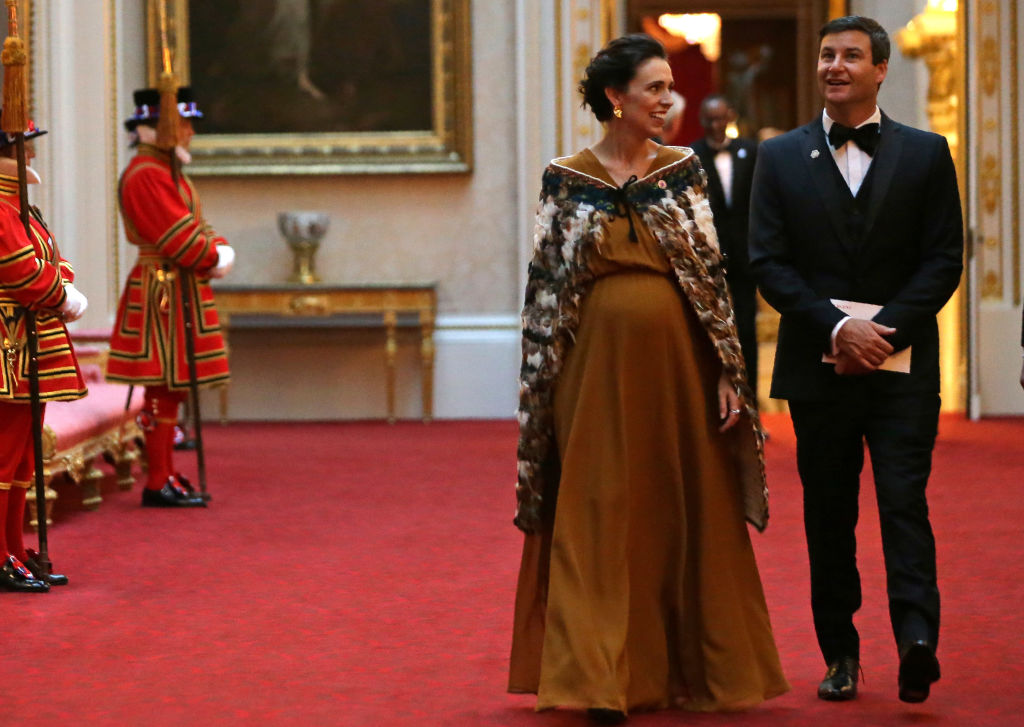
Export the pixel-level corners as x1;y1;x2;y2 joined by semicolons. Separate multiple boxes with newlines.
579;34;667;122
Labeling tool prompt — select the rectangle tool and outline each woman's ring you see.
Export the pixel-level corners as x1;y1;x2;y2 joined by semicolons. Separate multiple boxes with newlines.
729;408;742;414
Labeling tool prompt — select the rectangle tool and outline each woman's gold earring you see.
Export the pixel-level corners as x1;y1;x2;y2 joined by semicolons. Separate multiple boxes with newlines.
613;106;623;119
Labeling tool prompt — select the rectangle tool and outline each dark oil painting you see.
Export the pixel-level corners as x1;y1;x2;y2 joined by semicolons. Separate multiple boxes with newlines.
187;0;434;135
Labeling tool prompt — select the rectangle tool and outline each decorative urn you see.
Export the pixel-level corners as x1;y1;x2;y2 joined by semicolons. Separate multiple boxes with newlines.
278;211;329;284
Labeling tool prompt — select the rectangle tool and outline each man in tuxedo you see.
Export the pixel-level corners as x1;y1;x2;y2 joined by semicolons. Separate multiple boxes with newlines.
749;16;963;704
690;95;760;396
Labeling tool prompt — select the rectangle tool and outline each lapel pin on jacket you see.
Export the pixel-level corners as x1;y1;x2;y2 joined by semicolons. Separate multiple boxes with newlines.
810;149;820;159
738;148;747;159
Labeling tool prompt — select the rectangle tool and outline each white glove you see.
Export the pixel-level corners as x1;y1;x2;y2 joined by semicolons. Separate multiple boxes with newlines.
209;245;235;279
59;284;88;322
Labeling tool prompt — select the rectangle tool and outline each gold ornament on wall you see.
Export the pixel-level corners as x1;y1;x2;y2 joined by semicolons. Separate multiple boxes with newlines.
897;2;959;159
981;154;1001;215
979;36;999;96
982;269;1002;298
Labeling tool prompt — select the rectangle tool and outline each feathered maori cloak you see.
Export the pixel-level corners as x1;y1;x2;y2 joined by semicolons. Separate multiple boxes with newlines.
514;148;769;534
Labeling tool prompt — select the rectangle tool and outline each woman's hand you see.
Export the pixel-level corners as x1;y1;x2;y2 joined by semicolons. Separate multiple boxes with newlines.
717;371;742;432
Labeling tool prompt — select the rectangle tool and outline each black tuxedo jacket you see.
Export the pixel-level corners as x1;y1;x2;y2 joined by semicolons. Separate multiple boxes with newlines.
749;113;964;401
690;136;758;283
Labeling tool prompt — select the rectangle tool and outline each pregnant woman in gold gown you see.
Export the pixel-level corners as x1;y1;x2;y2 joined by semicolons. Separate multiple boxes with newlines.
508;34;789;724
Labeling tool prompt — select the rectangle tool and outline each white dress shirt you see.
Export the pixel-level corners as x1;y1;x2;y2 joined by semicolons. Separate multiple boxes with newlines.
822;107;881;197
712;145;734;207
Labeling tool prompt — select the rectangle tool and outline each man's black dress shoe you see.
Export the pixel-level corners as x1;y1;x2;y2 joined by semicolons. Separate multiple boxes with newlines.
587;708;627;725
898;640;940;703
141;479;207;508
24;549;69;586
818;656;859;701
1;555;50;593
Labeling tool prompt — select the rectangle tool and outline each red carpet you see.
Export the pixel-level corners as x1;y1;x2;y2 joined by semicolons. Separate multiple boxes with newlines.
2;414;1023;726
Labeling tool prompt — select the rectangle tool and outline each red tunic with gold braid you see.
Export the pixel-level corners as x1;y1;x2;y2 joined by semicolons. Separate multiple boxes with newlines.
0;174;87;402
106;144;230;389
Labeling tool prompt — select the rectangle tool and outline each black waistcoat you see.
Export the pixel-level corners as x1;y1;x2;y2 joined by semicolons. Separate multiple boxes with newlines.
827;153;878;253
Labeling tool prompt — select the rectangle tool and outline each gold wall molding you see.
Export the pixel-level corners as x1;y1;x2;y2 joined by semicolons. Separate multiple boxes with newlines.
980;36;999;95
982;269;1002;298
972;0;1005;301
898;5;960;159
981;154;1001;214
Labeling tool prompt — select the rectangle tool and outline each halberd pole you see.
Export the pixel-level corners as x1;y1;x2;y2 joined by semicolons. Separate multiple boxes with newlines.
155;0;208;497
2;0;51;576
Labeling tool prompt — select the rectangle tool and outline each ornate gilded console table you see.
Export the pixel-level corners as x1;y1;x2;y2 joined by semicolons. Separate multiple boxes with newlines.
213;283;437;422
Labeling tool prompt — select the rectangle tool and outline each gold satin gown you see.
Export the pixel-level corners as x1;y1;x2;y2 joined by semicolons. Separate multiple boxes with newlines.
509;147;789;714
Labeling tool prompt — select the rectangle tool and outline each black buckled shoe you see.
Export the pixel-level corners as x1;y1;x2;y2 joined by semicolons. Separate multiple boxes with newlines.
24;548;69;586
142;479;207;508
898;640;940;703
818;656;859;701
1;555;50;593
173;472;211;502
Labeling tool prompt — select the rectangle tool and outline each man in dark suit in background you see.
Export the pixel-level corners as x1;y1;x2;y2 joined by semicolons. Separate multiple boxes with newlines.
691;95;760;397
749;16;963;704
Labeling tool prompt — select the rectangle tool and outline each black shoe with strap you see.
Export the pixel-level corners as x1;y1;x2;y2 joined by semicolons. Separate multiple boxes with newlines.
24;548;69;586
898;640;940;703
817;656;859;701
173;472;211;502
0;555;49;593
141;479;207;508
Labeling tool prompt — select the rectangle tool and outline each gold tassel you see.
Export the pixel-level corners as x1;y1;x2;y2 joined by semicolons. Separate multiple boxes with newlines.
1;0;28;134
156;70;179;150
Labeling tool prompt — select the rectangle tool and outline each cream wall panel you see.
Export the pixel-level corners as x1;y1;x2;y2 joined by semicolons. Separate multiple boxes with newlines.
976;305;1022;414
31;0;122;330
968;0;1024;415
555;0;610;155
515;0;558;297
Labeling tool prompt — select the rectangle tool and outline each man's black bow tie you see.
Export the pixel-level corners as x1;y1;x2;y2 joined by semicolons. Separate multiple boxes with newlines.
828;122;880;155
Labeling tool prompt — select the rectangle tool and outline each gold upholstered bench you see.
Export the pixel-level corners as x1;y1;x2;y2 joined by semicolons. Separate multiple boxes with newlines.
25;335;145;530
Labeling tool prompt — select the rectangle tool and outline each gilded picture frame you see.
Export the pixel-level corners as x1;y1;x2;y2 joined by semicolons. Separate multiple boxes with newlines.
146;0;472;176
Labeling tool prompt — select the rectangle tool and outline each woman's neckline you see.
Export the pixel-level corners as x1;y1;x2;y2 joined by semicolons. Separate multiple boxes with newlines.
551;146;689;189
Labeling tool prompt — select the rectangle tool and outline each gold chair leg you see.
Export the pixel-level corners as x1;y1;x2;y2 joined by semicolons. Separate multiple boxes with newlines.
25;479;57;532
114;436;139;490
420;310;435;423
81;460;105;510
384;310;398;424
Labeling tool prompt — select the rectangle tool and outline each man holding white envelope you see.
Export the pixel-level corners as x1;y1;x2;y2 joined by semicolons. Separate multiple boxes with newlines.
749;16;963;705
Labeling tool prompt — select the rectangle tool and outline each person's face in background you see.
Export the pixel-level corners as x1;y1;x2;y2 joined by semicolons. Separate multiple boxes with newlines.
700;99;733;146
0;139;35;162
178;118;195;150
